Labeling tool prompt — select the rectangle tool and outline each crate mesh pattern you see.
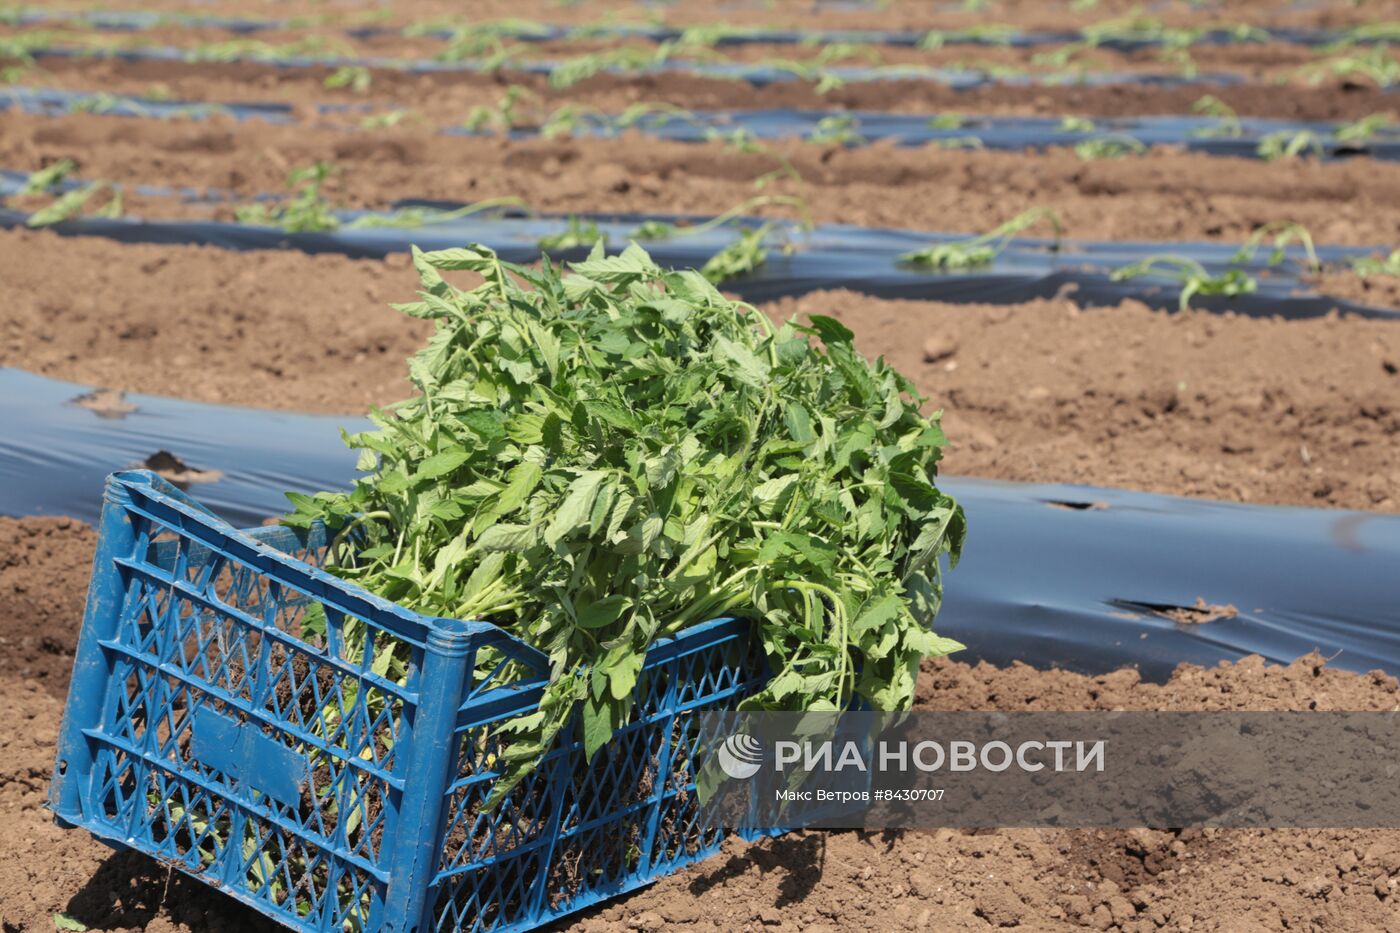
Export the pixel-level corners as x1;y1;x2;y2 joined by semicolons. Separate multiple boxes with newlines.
49;472;767;933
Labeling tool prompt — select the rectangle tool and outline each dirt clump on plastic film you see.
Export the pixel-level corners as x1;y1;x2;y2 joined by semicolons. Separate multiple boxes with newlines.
3;517;1400;931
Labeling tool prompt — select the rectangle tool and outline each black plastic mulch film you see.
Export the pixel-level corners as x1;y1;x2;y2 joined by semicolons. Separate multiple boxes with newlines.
0;170;1392;321
5;87;1399;163
13;7;1394;51
4;368;1398;681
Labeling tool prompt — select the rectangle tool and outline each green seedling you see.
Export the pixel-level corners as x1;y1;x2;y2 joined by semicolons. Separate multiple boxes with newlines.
630;194;813;243
1256;129;1326;161
537;216;606;253
1291;44;1400;88
899;208;1063;269
927;114;968;130
324;65;372;94
1232;221;1320;273
234;162;341;233
1111;256;1257;310
1333;113;1398;144
807;114;865;145
1058;116;1098;133
462;85;538;134
1074;134;1147;159
359;109;416;130
19;158;76;194
1189;95;1243;138
701;224;772;283
346;197;527;230
26;181;122;227
1349;249;1400;277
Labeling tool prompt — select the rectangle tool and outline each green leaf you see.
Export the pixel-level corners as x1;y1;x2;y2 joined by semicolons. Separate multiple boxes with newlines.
494;461;543;517
905;629;965;657
806;314;855;345
570;241;659;280
582;693;621;760
475;523;541;552
577;595;632;629
53;915;88;932
417;449;471;480
713;336;771;388
544;470;608;547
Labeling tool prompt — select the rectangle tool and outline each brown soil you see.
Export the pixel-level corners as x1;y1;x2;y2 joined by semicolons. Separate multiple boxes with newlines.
6;112;1400;248
16;50;1400;122
792;288;1400;513
3;228;1395;513
0;230;431;412
0;517;94;696
4;516;1400;932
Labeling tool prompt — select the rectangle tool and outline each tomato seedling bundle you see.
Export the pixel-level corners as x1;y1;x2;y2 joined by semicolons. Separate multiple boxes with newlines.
284;242;965;798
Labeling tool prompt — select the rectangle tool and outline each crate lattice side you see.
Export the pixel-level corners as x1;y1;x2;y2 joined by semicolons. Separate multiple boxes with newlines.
50;472;771;933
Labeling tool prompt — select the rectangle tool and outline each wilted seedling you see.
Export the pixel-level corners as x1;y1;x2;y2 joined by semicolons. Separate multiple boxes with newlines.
1232;221;1320;273
1074;134;1147;159
538;216;607;253
927;114;968;130
234;162;341;233
539;103;609;138
613;101;703;130
68;91;145;116
324;65;372;94
1349;249;1400;278
677;23;762;48
184;36;350;64
19;158;77;194
705;126;765;153
347;196;526;229
629;194;812;243
1291;45;1400;88
25;181;122;227
548;43;680;89
807;114;865;145
1058;116;1098;133
1111;256;1257;310
462;85;537;134
935;136;985;149
918;25;1016;50
1333;113;1398;145
359;108;417;130
701;224;771;283
1156;45;1198;78
1256;130;1326;161
1189;95;1243;138
1325;23;1400;50
899;208;1064;270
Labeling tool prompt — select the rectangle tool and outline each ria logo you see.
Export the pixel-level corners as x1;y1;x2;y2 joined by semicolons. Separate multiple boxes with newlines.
716;733;764;779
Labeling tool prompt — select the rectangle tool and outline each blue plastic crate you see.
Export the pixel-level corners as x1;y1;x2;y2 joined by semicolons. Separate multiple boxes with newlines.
49;471;770;932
